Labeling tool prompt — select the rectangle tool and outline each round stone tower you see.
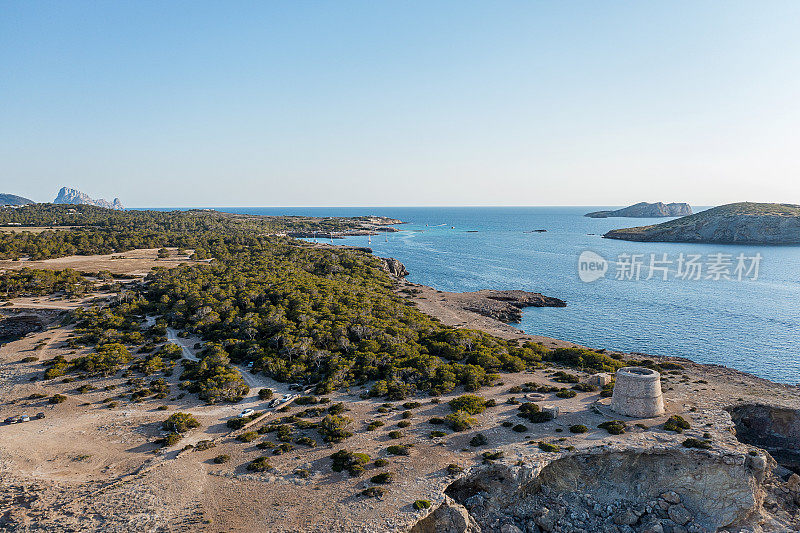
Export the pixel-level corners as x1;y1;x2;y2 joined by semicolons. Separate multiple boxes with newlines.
610;366;665;418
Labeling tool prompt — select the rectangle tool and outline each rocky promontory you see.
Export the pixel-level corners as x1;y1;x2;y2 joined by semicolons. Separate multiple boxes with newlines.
586;202;692;218
604;202;800;244
434;289;566;323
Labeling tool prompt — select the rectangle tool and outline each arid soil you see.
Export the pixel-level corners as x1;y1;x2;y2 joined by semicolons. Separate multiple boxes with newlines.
0;250;798;532
0;248;206;277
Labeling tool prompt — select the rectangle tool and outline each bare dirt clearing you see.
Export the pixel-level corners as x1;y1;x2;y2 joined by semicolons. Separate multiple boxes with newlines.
0;248;207;277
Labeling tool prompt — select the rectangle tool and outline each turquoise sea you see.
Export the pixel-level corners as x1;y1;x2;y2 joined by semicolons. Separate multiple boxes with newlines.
189;206;800;385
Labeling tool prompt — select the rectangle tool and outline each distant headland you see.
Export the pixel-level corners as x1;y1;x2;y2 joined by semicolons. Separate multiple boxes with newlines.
604;202;800;244
585;202;692;218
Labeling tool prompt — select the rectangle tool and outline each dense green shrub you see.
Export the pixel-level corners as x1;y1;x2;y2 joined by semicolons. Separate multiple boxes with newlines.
49;394;67;404
469;433;488;446
361;487;386;498
213;454;230;464
318;415;353;442
664;415;690;433
569;424;588;434
537;441;560;452
370;472;394;484
247;457;271;472
448;394;488;415
682;438;712;450
163;412;200;433
330;449;370;476
258;388;274;400
413;500;431;510
386;444;411;456
598;420;627;435
162;432;182;446
446;463;463;475
445;411;477;432
555;389;577;399
237;431;258;443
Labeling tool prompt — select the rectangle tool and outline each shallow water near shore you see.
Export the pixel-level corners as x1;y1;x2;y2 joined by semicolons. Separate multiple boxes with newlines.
167;206;800;385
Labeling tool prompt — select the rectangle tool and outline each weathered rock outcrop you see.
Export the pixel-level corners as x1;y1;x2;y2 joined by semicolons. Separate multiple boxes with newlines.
728;404;800;474
0;193;34;206
586;202;692;218
604;202;800;244
381;257;409;278
53;187;123;210
414;446;793;532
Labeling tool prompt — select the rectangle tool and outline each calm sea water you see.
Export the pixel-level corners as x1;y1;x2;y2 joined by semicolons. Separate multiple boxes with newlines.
173;206;800;385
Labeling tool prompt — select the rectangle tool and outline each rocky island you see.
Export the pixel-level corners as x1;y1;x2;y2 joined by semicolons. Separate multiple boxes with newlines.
54;187;124;210
586;202;692;218
604;202;800;244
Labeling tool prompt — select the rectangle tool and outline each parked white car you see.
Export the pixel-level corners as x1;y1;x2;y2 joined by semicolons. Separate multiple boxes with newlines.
238;408;255;418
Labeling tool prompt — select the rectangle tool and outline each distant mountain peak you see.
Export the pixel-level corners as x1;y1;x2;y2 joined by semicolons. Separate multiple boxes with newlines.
53;187;124;210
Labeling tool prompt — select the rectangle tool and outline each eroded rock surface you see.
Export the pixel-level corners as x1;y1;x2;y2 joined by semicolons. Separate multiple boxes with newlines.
414;446;799;533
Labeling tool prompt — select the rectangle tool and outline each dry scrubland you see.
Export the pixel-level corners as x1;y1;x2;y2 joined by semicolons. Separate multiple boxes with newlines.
0;250;799;532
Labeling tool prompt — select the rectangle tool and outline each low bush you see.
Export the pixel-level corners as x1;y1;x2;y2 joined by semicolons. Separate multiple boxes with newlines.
512;424;528;433
482;450;503;461
258;388;274;400
552;371;579;383
330;449;370;476
366;420;385;431
446;463;463;475
538;441;560;452
388;430;403;439
397;420;411;428
413;500;432;510
386;444;411;456
569;424;588;434
598;420;626;435
361;487;386;498
318;414;353;443
374;458;389;467
163;412;200;433
246;457;271;472
237;431;258;443
445;411;477;432
682;438;712;450
49;394;67;404
212;454;230;464
469;433;488;446
162;432;182;446
664;415;690;433
448;394;488;415
370;472;394;484
429;430;447;438
555;389;577;399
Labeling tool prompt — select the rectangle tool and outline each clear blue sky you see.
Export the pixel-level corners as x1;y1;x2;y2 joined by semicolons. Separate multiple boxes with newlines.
2;1;799;207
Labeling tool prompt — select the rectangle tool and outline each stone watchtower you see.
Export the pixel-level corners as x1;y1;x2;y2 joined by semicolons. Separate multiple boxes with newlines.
610;367;665;418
